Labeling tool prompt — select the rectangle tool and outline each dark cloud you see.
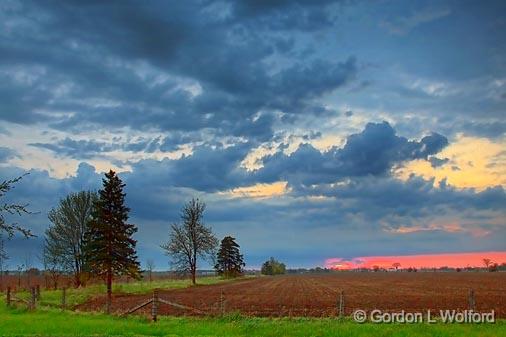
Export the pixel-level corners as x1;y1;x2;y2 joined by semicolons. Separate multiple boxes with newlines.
460;121;506;139
428;156;449;168
291;175;506;217
24;121;449;193
30;138;113;159
256;121;448;185
0;0;355;143
125;142;254;193
29;133;201;158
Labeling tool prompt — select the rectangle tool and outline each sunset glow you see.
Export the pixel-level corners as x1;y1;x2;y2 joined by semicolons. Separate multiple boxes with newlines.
395;136;506;190
325;251;506;270
223;181;289;199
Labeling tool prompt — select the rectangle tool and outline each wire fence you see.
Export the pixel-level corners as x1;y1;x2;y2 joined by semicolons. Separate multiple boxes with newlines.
5;286;503;321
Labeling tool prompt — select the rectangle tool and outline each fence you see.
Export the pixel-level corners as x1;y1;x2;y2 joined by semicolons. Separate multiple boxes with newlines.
3;286;486;322
121;288;205;321
5;286;38;310
5;285;68;310
117;288;482;321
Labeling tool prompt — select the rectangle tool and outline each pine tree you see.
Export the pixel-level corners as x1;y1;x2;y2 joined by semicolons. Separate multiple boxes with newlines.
83;170;140;313
215;236;245;278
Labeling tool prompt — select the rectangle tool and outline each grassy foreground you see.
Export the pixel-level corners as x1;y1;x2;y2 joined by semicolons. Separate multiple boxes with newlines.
2;277;504;337
0;305;504;337
12;276;230;308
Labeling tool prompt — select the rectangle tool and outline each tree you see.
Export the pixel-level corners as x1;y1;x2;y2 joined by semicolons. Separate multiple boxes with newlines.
483;258;491;269
83;170;141;313
45;191;97;287
161;198;218;285
24;253;33;288
488;263;498;272
261;257;286;275
0;174;33;238
43;236;66;290
16;264;23;288
392;262;401;271
146;259;155;282
0;233;8;291
215;236;245;278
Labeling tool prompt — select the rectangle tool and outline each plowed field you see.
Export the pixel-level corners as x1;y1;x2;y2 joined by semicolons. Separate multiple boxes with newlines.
77;273;506;317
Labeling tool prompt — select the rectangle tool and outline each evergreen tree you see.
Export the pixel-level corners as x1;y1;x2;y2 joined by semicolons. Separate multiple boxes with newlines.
215;236;245;278
83;170;140;313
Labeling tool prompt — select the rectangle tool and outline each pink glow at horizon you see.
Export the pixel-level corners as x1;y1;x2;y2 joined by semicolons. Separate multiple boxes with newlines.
325;251;506;270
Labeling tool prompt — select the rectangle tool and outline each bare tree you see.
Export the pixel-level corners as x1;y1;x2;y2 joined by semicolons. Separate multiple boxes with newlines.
146;259;155;282
46;191;97;287
392;262;401;271
16;264;23;288
0;233;8;291
42;243;64;290
0;174;33;238
483;258;491;269
161;198;218;285
24;253;33;288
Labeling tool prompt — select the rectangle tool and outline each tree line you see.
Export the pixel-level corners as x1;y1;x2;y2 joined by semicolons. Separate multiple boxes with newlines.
0;171;247;313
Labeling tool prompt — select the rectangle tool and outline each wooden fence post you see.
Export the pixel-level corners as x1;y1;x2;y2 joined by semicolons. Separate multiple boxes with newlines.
62;287;66;310
30;287;36;310
468;289;476;311
151;289;159;322
338;290;345;318
6;287;11;306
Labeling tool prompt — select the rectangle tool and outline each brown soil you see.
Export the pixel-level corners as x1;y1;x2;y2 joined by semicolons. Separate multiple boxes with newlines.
76;273;506;317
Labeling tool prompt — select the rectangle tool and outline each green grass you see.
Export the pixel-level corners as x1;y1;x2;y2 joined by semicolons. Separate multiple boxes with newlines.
0;305;504;337
11;276;231;308
2;278;503;336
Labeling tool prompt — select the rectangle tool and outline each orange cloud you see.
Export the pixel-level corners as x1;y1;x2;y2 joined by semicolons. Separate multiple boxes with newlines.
384;222;491;237
325;251;506;270
221;181;289;199
395;135;506;190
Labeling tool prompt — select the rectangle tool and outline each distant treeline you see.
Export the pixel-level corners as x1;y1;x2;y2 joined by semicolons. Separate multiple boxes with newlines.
284;264;506;273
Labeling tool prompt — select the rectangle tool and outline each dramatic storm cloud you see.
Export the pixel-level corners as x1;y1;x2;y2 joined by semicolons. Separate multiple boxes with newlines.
0;0;505;268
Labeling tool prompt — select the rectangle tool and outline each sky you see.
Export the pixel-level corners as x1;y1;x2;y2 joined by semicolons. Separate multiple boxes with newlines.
0;0;505;270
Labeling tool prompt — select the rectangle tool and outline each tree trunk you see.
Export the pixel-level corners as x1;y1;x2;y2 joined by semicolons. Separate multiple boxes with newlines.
191;266;196;285
106;269;112;314
74;260;81;288
74;272;81;288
